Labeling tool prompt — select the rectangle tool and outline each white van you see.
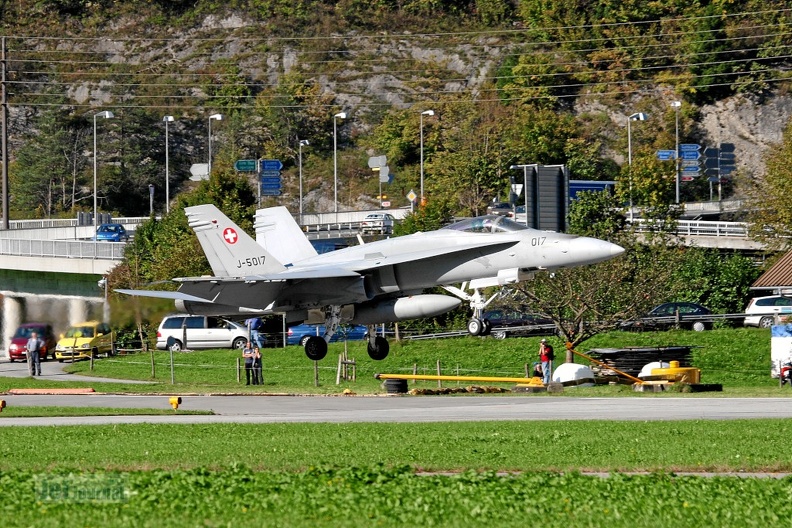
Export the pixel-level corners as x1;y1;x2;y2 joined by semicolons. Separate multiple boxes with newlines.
156;315;250;351
743;295;792;328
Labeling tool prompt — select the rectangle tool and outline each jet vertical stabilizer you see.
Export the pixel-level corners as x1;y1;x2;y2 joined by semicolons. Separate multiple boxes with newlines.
185;204;287;277
255;206;318;265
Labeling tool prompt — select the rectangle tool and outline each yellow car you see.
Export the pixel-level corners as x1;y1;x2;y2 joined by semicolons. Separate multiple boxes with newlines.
55;321;115;362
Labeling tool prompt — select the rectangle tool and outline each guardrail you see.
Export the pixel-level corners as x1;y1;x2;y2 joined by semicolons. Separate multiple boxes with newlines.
0;238;126;260
632;219;749;238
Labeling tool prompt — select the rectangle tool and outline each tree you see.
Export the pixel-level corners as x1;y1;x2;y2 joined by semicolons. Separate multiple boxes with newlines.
747;118;792;250
512;241;683;360
11;108;90;217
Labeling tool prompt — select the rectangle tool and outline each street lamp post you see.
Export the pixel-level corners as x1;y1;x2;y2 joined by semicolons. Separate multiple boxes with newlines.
208;113;222;176
298;139;309;221
93;110;114;254
163;115;174;213
419;109;434;203
509;163;538;228
671;101;682;204
627;112;647;222
333;112;346;215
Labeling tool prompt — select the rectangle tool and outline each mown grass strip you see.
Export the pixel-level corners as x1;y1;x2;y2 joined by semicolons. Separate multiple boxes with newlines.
1;420;791;473
2;467;791;528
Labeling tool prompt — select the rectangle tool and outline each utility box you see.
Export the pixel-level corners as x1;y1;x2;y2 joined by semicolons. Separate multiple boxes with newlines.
521;165;569;232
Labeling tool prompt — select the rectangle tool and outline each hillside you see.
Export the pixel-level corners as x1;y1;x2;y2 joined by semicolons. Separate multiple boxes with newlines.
2;1;792;217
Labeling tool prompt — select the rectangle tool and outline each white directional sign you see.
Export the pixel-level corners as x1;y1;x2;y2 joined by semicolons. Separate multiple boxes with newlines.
189;163;209;181
511;183;524;196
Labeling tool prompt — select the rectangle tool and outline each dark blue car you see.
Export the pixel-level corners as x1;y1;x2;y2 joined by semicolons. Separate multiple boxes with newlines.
287;324;368;346
95;223;129;242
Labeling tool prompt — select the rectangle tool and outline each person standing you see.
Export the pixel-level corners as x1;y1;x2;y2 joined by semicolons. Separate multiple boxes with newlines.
245;317;265;348
26;331;44;376
252;346;263;386
242;341;255;385
538;338;554;385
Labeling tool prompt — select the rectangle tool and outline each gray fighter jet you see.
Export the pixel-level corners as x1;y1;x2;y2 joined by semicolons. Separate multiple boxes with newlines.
119;204;624;361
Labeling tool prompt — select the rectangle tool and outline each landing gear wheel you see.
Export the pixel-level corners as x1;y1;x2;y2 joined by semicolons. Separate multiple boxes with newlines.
367;336;390;361
304;336;328;361
467;318;484;336
482;319;492;336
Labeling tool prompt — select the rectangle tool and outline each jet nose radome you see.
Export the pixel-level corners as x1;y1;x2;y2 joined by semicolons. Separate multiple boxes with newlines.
570;236;625;266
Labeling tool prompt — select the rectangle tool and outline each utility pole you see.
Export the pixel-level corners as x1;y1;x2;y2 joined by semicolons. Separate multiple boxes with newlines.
1;37;8;230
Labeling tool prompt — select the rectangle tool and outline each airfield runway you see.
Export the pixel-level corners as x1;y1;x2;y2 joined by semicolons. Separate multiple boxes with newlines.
2;358;792;426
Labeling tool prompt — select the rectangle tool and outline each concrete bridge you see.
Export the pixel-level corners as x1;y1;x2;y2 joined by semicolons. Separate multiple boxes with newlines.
0;217;146;357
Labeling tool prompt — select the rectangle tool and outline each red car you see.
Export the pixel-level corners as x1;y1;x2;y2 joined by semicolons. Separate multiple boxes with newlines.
8;323;57;362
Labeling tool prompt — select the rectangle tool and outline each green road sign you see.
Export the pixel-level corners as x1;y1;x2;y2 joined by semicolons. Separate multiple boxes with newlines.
234;159;257;172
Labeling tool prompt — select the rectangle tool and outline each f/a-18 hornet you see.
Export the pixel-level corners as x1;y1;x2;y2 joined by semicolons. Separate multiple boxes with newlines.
119;204;624;361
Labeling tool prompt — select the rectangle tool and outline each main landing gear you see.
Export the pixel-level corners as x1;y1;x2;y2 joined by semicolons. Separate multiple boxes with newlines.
302;308;391;361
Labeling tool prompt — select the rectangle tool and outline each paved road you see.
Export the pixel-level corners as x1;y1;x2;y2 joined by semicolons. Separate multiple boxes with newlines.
2;394;792;426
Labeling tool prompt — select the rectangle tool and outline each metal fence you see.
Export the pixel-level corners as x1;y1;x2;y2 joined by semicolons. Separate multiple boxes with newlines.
0;238;126;260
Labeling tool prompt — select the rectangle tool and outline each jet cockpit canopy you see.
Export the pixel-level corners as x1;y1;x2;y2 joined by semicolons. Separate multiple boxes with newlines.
443;215;528;234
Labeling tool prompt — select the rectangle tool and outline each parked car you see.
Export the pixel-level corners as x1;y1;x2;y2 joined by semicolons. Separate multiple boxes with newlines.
514;205;527;224
743;295;792;328
95;223;129;242
55;321;114;361
482;308;554;339
360;213;395;234
627;302;713;332
486;202;513;217
8;322;57;362
287;324;369;346
156;315;250;351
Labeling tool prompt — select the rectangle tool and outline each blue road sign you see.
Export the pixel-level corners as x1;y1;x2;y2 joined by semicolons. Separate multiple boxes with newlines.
261;176;281;185
682;165;700;173
656;150;676;160
261;189;282;196
260;170;282;178
260;159;283;172
681;150;701;160
680;143;701;151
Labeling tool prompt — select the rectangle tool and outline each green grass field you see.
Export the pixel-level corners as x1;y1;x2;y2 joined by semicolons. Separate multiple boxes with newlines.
0;327;778;395
3;327;791;526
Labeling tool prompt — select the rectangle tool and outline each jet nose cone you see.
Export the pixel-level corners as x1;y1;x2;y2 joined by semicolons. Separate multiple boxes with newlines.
572;237;625;265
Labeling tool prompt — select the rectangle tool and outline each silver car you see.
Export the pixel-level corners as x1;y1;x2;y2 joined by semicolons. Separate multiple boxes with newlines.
156;315;250;351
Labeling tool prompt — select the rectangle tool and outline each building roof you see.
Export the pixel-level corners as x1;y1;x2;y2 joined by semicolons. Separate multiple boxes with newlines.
752;251;792;290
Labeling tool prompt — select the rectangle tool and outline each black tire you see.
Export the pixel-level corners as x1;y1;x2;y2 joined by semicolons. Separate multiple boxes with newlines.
304;336;328;361
467;318;484;336
9;358;14;363
232;337;247;350
384;378;408;394
168;339;183;352
759;316;774;329
58;359;64;363
367;336;390;361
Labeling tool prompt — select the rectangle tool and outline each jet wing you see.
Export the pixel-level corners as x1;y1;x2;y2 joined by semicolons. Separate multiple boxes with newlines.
114;289;216;303
344;239;518;273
